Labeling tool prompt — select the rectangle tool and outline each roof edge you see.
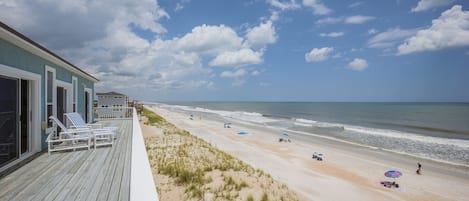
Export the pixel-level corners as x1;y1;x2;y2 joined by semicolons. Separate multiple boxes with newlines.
0;21;99;82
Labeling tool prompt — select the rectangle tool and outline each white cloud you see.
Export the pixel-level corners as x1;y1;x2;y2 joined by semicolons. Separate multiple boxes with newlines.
316;17;342;24
345;15;375;24
270;10;280;21
266;0;300;10
302;0;331;15
349;2;364;8
175;3;184;11
175;24;243;55
0;0;169;49
305;47;334;62
368;28;378;35
245;20;277;49
368;28;418;49
0;0;282;94
220;69;247;78
411;0;454;12
175;0;191;12
347;58;368;71
251;70;260;76
209;49;263;67
319;32;344;37
398;5;469;55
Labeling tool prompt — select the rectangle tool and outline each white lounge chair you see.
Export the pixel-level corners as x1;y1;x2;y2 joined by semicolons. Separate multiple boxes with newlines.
47;116;92;155
49;116;114;150
64;112;118;132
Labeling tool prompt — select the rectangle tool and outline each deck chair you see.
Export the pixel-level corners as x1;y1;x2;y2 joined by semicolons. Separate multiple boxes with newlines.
50;116;114;150
64;112;118;133
47;116;92;155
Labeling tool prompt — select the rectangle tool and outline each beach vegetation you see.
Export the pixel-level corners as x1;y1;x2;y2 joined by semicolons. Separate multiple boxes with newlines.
261;192;269;201
142;107;165;126
142;107;301;201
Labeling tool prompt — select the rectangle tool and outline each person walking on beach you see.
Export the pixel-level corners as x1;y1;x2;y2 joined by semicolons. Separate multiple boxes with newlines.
416;162;422;174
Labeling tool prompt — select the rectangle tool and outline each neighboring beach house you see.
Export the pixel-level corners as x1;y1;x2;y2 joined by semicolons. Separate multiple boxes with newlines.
97;91;129;108
0;21;98;172
95;91;131;119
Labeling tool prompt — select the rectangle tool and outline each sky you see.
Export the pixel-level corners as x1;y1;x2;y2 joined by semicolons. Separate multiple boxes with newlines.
1;0;468;102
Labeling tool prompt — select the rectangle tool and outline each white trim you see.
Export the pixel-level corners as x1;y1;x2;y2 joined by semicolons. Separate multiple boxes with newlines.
0;27;98;83
0;64;41;172
45;66;56;135
130;108;159;201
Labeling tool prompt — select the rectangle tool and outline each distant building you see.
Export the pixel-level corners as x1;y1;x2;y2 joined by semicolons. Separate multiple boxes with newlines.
0;21;98;172
96;91;129;108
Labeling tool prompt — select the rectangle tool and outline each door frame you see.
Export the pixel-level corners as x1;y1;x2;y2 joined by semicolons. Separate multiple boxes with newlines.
44;65;56;136
56;80;73;115
0;64;41;172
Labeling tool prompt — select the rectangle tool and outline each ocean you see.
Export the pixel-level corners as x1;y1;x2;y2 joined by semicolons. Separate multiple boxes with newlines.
149;102;469;166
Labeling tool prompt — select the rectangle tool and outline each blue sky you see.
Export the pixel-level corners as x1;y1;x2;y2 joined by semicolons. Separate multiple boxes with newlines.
1;0;468;102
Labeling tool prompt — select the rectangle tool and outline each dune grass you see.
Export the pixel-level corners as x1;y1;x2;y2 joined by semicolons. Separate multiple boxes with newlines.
142;107;300;201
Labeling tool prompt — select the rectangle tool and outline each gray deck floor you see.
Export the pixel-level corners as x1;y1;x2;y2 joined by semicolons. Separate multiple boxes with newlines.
0;119;132;201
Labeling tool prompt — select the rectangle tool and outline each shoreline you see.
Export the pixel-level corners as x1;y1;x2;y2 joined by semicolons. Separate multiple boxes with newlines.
146;104;469;201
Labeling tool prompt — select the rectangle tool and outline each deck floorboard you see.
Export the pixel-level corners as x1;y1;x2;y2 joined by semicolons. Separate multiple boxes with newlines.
0;119;132;201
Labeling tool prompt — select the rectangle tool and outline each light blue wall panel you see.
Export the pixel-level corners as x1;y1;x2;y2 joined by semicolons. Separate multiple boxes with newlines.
0;38;96;149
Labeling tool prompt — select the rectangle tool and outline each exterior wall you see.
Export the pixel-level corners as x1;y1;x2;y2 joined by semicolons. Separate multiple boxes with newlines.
97;95;128;107
0;38;95;150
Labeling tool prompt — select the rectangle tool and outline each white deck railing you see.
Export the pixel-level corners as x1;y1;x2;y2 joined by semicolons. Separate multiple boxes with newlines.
94;106;133;120
130;108;159;201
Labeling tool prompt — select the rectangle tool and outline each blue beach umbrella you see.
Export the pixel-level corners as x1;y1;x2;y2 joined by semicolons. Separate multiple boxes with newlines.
238;131;249;135
384;170;402;178
282;133;289;137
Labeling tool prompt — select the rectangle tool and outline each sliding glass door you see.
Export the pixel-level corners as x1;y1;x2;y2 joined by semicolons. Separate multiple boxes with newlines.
0;76;19;168
0;76;32;168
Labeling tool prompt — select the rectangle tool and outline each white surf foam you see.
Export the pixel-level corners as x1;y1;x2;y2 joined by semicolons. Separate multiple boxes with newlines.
344;125;469;149
159;103;277;124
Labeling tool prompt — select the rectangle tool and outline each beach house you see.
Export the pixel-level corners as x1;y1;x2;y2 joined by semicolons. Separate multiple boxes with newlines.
0;22;157;200
95;91;132;119
97;91;129;108
0;21;98;172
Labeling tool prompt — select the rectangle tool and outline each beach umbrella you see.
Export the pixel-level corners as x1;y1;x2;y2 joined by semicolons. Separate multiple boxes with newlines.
238;131;249;135
282;133;289;137
384;170;402;179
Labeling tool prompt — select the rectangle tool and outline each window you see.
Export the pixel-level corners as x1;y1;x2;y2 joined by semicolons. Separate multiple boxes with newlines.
45;66;56;127
72;76;77;112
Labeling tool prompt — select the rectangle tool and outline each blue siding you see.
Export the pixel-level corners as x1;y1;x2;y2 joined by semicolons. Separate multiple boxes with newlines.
0;38;96;150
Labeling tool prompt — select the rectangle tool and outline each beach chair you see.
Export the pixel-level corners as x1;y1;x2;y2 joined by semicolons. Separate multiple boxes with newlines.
50;116;114;150
64;112;118;132
47;116;92;155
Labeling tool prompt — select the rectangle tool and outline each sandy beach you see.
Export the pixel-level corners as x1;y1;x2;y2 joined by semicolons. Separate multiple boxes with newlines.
144;105;469;201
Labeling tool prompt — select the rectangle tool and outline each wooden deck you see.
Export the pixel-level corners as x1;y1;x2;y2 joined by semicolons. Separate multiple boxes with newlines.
0;119;132;201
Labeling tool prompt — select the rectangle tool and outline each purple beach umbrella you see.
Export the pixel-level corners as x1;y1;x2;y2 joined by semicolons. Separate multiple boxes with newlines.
384;170;402;178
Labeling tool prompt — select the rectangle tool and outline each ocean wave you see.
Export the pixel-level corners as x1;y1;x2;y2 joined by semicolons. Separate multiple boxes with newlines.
152;102;469;166
159;103;277;123
295;118;317;124
344;126;469;149
293;122;312;127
